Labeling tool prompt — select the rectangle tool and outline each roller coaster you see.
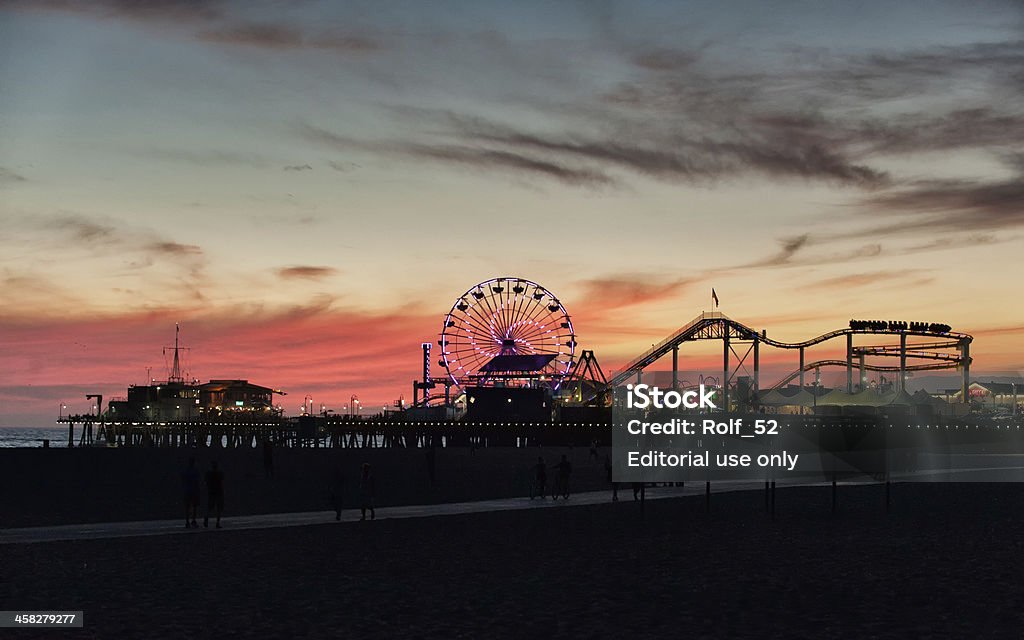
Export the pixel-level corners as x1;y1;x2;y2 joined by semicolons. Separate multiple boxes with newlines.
597;312;972;408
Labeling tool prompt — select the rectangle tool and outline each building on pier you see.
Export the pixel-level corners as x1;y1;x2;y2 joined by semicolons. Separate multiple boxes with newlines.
107;379;283;422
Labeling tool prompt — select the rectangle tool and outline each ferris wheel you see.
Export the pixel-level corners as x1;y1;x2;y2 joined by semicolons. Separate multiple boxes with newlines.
439;277;576;390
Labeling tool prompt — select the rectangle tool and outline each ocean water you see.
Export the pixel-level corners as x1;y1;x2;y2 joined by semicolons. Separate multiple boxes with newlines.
0;427;73;448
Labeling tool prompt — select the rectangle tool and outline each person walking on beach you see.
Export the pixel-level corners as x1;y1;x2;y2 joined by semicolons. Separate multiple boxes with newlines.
330;464;344;521
426;444;436;485
182;457;200;528
633;481;644;501
204;461;225;528
604;454;618;502
532;456;547;499
554;454;572;499
359;463;375;521
263;439;274;479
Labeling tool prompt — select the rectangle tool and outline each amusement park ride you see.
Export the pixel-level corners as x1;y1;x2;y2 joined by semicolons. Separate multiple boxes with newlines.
410;276;974;422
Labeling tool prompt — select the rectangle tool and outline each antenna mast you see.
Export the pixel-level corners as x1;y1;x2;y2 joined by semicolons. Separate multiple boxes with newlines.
164;323;187;384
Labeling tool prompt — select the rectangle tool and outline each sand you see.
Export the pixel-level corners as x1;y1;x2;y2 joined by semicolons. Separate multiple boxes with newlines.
0;446;610;528
2;483;1023;638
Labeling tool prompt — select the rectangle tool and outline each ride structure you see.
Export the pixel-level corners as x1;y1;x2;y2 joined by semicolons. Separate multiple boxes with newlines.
600;312;971;410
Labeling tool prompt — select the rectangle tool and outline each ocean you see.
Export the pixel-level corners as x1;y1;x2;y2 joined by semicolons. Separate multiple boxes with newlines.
0;427;73;448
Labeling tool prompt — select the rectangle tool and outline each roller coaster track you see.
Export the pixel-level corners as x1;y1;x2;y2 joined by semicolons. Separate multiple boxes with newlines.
606;312;972;390
769;359;963;391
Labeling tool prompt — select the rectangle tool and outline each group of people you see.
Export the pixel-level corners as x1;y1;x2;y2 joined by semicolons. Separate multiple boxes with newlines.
180;458;224;529
183;457;379;528
530;454;573;500
331;462;378;521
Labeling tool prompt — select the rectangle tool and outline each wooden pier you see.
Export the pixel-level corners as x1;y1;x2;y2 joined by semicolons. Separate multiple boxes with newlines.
54;415;610;449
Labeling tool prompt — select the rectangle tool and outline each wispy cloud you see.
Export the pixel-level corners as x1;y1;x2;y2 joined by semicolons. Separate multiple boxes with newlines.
802;270;925;290
0;0;229;23
147;241;203;256
283;164;313;172
277;266;337;280
298;123;616;187
197;22;380;52
0;167;27;183
575;275;694;310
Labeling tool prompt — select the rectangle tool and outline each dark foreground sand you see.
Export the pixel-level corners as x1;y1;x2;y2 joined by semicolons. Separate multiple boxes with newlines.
2;483;1023;639
0;446;608;527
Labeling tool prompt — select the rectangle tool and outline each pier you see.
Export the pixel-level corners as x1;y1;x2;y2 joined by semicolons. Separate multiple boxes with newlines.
54;415;609;449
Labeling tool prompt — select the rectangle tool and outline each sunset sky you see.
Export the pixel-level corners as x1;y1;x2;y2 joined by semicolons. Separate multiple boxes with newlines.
2;1;1022;426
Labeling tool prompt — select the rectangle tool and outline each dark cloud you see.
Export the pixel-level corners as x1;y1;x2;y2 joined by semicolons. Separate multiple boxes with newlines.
147;241;203;256
277;266;338;280
901;234;1003;254
743;234;810;268
405;144;614;187
197;22;380;52
0;0;228;22
803;270;924;290
283;164;313;172
853;109;1024;156
860;177;1024;234
298;123;615;187
728;237;882;271
2;1;381;57
631;48;699;71
46;213;118;243
0;167;27;183
327;160;360;172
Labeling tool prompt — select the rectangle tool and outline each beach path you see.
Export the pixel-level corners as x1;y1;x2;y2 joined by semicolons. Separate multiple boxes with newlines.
0;481;772;545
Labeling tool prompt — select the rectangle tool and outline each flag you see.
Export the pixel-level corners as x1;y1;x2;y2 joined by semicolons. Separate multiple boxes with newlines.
712;288;719;308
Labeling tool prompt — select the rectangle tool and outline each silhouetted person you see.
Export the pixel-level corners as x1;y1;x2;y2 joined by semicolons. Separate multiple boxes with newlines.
359;463;375;520
426;445;436;484
330;465;344;521
605;454;618;502
263;439;274;478
589;439;599;461
532;457;547;499
204;461;224;528
182;457;200;528
632;482;644;501
554;454;572;499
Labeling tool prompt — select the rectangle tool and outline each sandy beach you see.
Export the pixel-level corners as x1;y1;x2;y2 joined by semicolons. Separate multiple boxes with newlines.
2;482;1023;638
0;446;610;528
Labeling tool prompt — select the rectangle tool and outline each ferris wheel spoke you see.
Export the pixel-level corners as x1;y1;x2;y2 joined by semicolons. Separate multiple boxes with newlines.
481;287;511;339
509;318;549;343
517;297;557;339
497;281;516;337
514;325;561;348
506;288;532;338
470;292;505;341
463;302;504;344
455;311;501;345
514;284;548;332
510;310;561;342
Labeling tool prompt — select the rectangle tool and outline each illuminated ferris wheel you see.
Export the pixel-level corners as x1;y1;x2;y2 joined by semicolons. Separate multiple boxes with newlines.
439;277;576;390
